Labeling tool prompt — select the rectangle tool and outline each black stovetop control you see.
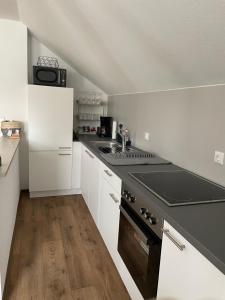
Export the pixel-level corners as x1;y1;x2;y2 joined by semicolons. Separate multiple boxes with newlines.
121;184;163;237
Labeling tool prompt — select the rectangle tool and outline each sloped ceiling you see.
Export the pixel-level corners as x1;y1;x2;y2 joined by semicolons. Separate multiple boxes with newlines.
4;1;225;94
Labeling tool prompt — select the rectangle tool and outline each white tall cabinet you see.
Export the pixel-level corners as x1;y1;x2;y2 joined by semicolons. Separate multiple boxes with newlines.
28;85;74;196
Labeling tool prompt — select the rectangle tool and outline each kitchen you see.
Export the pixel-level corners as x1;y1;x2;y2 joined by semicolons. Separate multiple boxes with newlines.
1;1;225;300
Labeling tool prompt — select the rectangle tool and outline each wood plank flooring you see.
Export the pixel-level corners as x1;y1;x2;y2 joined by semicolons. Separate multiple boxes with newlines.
4;192;131;300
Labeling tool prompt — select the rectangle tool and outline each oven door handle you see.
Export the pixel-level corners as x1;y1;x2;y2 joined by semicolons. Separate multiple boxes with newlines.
119;205;148;245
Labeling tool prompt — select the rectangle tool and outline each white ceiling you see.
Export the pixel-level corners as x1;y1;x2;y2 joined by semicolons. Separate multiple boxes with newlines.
2;0;225;94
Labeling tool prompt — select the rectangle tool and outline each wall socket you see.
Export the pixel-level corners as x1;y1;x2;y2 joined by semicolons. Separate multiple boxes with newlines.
214;151;224;165
144;132;150;141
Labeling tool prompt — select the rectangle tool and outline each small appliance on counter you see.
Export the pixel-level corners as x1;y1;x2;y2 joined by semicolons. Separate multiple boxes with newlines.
112;120;117;140
98;116;113;138
33;56;67;87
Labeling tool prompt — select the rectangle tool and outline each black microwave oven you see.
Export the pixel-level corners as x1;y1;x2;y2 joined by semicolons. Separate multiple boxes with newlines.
33;66;67;87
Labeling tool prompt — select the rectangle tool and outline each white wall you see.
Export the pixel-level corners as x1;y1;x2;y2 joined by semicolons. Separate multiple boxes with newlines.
109;84;225;187
0;20;28;188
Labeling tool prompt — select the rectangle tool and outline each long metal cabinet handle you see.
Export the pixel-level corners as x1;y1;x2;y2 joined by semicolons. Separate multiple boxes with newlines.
109;193;119;203
59;147;72;149
85;150;94;159
104;170;112;177
58;153;72;156
162;228;185;251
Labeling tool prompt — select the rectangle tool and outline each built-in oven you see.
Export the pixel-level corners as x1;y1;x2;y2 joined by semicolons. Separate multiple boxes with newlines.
118;188;163;300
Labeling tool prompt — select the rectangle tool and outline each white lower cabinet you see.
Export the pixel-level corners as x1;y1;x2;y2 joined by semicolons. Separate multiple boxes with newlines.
29;150;72;192
88;151;100;224
80;149;145;300
98;176;121;265
0;150;20;295
81;148;122;265
80;145;89;203
72;142;81;190
157;221;225;300
80;145;100;224
98;164;143;300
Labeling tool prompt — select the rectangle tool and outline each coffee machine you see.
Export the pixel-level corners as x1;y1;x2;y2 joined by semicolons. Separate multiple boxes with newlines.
98;117;113;137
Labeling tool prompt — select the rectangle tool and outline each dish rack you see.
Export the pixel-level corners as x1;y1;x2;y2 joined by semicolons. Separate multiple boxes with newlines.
76;94;106;135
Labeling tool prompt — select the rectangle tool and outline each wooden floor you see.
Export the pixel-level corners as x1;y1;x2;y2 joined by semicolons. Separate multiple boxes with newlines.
4;192;130;300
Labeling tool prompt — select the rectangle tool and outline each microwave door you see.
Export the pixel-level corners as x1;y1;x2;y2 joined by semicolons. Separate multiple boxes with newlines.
37;69;57;84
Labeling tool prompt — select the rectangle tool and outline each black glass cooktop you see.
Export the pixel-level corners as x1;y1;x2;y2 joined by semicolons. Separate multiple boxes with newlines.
129;170;225;206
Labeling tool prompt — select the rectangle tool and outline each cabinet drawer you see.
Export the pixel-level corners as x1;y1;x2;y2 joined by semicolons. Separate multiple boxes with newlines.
100;162;122;194
29;150;72;192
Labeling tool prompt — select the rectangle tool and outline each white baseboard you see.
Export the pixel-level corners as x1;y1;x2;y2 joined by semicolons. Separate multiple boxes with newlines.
29;188;82;198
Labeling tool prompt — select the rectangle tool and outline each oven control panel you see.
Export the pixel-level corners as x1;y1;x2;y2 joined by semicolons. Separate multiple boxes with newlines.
122;190;136;203
121;184;163;237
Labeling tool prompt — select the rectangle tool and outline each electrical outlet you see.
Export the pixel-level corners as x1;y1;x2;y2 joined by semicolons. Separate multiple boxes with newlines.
144;132;150;141
214;151;224;165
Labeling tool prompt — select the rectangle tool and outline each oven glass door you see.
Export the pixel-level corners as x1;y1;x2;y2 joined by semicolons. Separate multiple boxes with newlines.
118;202;161;299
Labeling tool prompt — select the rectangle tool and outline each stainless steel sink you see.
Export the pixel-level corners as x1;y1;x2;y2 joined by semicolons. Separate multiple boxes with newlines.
90;141;135;154
90;140;170;166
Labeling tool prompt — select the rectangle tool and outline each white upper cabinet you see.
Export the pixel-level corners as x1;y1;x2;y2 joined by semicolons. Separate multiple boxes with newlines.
157;221;225;300
28;85;73;151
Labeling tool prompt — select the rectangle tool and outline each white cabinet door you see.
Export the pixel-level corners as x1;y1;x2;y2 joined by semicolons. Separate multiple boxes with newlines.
80;145;100;224
29;151;72;192
80;145;89;204
0;150;20;294
99;177;121;264
72;142;81;190
28;85;73;151
157;221;225;300
88;152;100;224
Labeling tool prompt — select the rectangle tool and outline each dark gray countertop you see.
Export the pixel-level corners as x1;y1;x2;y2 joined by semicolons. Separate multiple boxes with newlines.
78;135;225;276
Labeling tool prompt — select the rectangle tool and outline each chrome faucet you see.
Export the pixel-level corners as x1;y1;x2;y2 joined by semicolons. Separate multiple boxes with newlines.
119;128;129;152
